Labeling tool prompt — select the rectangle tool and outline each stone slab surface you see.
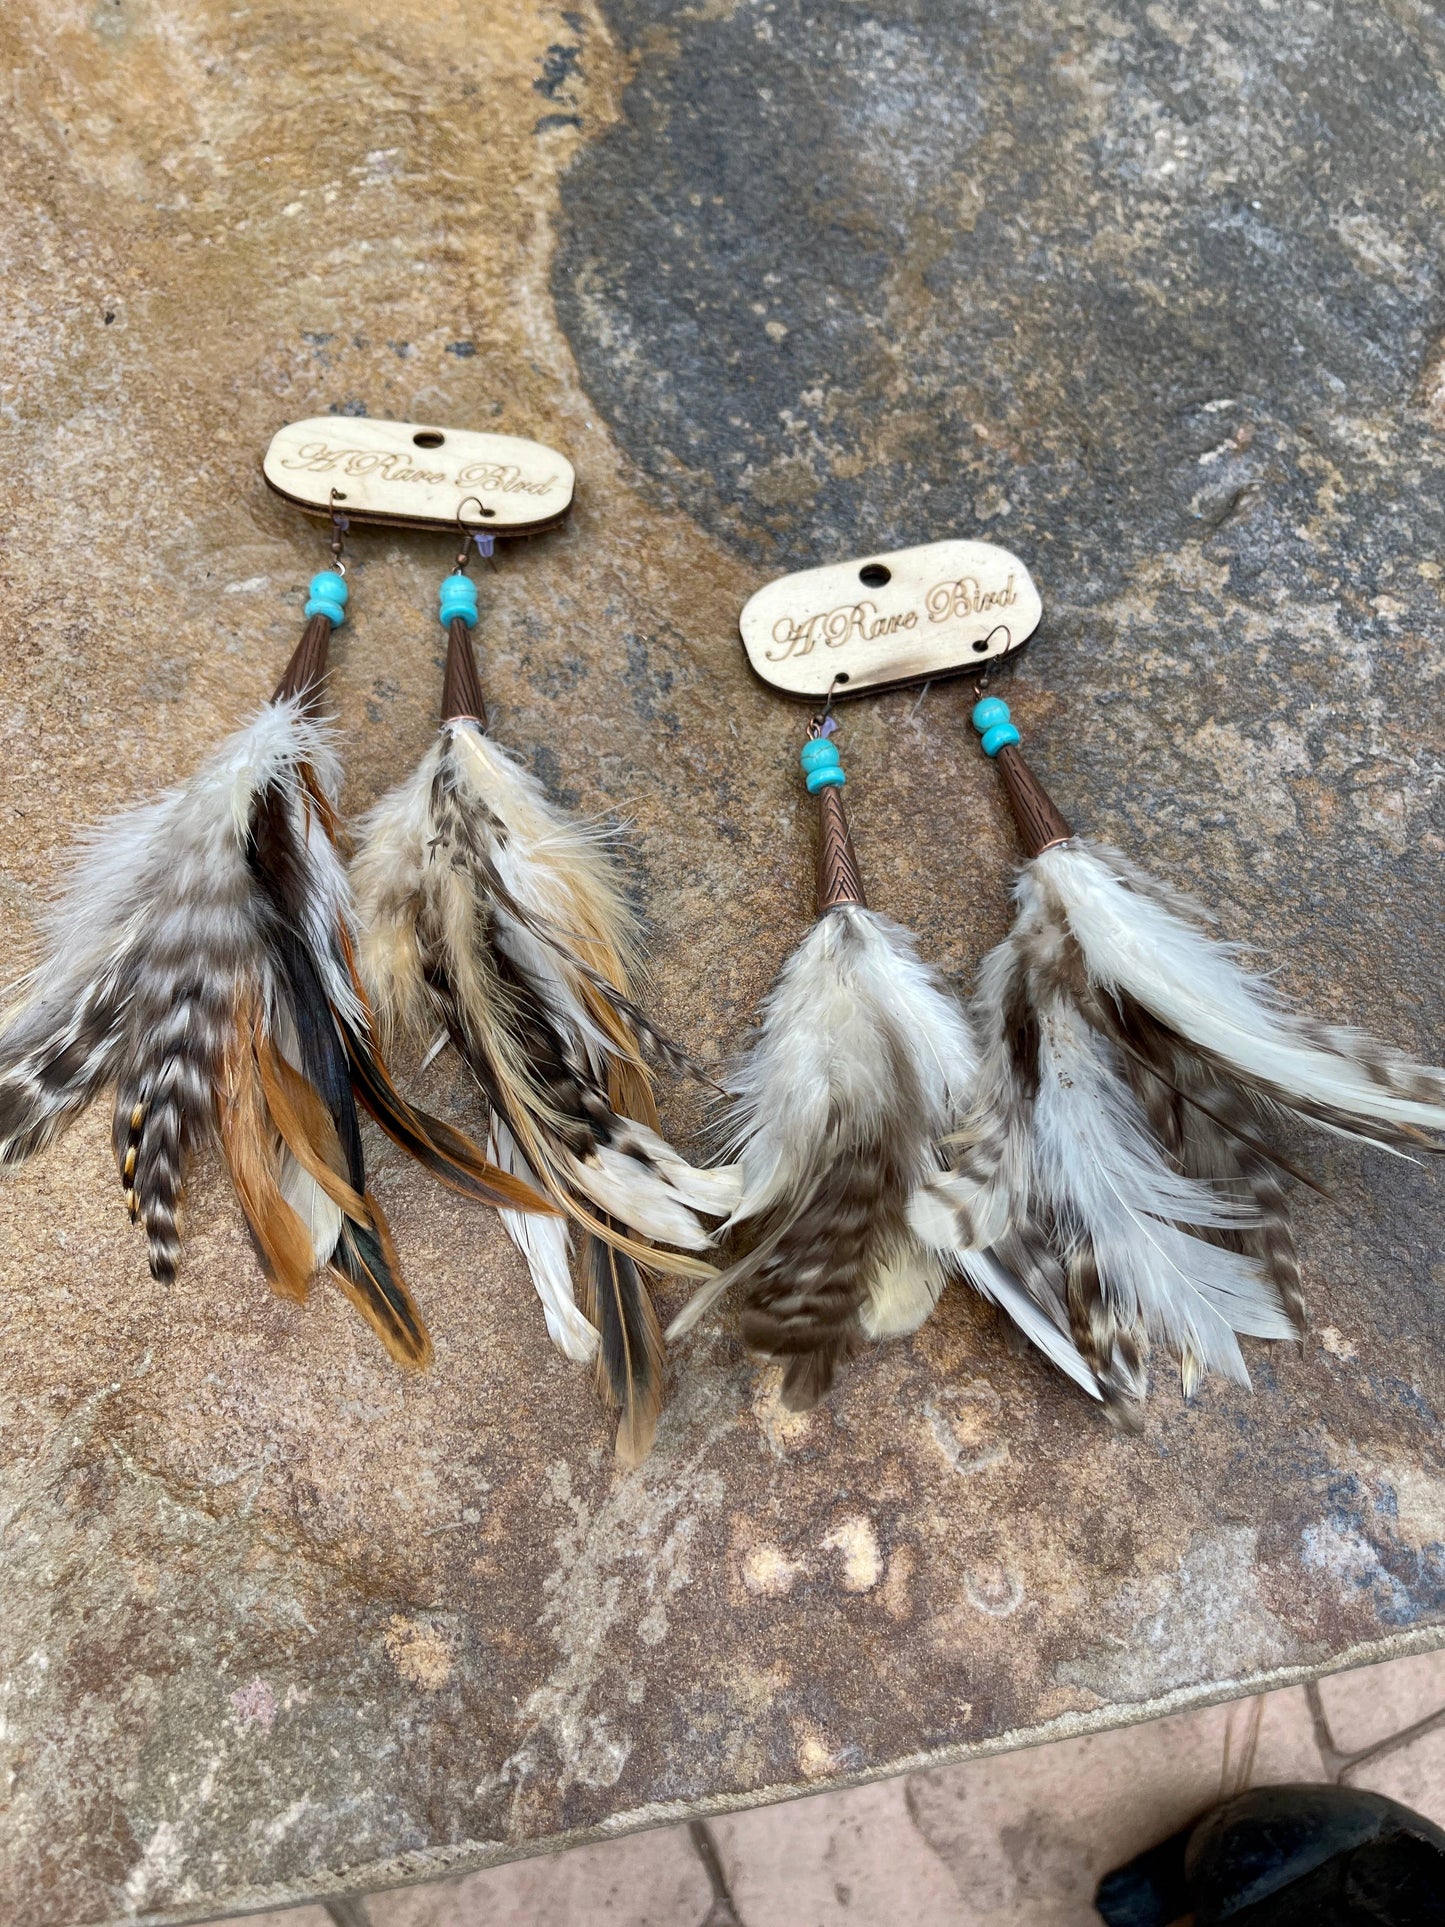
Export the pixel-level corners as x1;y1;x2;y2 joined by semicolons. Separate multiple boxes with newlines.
228;1648;1445;1924
1;3;1443;1925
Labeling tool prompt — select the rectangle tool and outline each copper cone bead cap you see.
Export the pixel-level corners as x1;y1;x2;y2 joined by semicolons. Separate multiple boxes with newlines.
273;563;349;706
441;615;487;727
800;723;867;913
971;695;1073;859
271;612;335;709
996;745;1073;857
817;783;868;912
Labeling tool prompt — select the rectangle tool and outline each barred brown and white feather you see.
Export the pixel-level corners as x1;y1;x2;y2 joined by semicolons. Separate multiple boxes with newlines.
352;716;736;1456
671;904;1101;1410
1048;841;1445;1147
917;829;1436;1414
0;697;529;1364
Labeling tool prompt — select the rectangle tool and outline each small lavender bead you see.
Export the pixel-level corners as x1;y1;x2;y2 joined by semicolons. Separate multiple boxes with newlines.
805;766;846;792
800;738;841;773
971;696;1011;733
980;721;1021;757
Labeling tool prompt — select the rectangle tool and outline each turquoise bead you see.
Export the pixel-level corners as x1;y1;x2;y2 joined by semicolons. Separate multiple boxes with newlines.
309;570;349;605
971;696;1011;733
304;592;346;626
980;721;1021;757
800;738;841;773
805;766;846;792
438;575;479;629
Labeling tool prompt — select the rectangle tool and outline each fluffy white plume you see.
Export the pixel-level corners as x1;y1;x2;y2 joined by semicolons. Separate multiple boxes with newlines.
1040;842;1445;1142
670;904;1101;1408
918;832;1445;1415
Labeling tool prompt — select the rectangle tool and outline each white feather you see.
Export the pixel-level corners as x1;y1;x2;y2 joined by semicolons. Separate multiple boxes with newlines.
491;1117;598;1363
726;904;977;1224
561;1143;717;1251
1037;841;1445;1136
956;1249;1104;1399
1032;1001;1295;1385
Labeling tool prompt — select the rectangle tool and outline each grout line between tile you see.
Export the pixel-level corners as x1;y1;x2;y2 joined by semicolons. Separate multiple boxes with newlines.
323;1900;372;1927
1303;1680;1346;1781
1338;1704;1445;1782
688;1819;745;1927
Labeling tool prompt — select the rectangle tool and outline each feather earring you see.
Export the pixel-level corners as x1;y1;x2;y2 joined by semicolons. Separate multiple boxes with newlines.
351;538;740;1462
915;690;1445;1417
0;516;552;1366
668;710;1101;1412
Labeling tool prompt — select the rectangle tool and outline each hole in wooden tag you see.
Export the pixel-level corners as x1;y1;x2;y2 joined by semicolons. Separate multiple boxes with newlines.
740;539;1041;700
263;417;575;535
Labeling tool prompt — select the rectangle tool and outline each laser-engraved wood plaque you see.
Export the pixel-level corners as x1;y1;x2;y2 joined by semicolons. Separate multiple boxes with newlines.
263;418;575;535
740;539;1041;700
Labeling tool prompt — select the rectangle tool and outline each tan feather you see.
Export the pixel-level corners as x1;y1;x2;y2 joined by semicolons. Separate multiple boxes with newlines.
216;1010;315;1305
256;1035;369;1222
579;1225;664;1465
350;719;729;1458
329;1194;433;1370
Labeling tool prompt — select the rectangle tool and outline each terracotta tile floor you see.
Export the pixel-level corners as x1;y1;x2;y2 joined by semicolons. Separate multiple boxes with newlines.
239;1646;1445;1927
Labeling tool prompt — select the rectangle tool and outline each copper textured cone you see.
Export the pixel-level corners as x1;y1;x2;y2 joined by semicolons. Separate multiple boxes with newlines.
995;742;1073;857
440;615;487;726
270;612;335;709
816;783;867;912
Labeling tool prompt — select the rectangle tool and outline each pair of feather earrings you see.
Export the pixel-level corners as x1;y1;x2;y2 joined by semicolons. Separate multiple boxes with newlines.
0;536;736;1462
669;694;1445;1426
5;516;1442;1447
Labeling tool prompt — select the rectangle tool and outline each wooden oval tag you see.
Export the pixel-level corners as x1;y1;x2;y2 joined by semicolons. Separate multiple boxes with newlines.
740;539;1040;700
263;418;575;535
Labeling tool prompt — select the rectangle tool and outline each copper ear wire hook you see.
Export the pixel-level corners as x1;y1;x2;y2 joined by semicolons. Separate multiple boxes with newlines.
963;625;1015;707
453;496;498;574
807;674;844;740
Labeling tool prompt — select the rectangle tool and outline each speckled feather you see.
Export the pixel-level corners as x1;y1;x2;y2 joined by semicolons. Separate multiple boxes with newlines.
0;700;534;1365
918;837;1445;1416
674;903;1101;1409
352;716;739;1456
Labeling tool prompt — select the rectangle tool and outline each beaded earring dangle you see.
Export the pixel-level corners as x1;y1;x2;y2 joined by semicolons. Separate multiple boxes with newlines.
350;528;741;1464
696;532;1445;1425
668;704;1100;1413
910;684;1445;1422
0;505;552;1366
